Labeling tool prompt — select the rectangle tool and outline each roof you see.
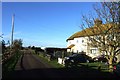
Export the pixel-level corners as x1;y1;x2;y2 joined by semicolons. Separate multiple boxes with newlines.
67;44;75;49
66;23;119;41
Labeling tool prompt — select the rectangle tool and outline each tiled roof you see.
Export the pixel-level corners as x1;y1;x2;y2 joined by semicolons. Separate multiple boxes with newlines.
66;23;119;41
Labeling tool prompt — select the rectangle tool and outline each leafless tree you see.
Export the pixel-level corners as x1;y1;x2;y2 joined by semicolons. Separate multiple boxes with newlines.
81;2;120;72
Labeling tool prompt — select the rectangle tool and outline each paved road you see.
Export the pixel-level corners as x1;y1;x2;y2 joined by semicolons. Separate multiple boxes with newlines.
2;53;61;79
16;52;52;70
2;52;119;80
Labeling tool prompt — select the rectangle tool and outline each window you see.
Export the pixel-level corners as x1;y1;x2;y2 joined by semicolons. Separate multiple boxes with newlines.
91;49;97;54
88;37;92;41
82;40;84;43
107;34;114;41
96;36;101;40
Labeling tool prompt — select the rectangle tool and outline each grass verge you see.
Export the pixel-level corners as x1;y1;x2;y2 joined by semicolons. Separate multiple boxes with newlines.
80;62;109;72
38;54;64;68
36;53;109;72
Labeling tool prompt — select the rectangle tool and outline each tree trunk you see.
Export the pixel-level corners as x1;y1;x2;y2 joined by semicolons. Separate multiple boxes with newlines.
108;56;113;72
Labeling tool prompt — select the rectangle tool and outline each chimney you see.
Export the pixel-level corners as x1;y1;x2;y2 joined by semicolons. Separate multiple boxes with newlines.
94;18;102;25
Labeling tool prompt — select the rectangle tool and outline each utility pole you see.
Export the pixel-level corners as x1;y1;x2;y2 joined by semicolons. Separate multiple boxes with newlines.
11;14;15;48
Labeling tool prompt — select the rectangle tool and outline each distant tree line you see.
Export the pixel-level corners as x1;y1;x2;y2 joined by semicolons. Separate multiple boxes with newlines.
28;46;44;54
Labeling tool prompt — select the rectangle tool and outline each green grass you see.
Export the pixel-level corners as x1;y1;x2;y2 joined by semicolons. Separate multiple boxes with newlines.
80;62;109;72
49;59;64;68
36;53;109;72
38;54;64;68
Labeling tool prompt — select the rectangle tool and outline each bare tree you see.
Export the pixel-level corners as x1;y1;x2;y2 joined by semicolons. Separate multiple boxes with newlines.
81;2;120;72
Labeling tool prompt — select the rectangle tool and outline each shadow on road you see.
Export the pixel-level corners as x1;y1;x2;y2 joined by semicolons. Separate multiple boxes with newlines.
2;53;119;80
2;64;119;80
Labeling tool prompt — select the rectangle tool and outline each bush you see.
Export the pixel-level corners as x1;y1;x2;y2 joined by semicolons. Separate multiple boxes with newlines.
2;51;21;74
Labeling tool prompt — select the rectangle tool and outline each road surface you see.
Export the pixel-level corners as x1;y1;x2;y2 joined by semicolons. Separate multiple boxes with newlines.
2;52;119;80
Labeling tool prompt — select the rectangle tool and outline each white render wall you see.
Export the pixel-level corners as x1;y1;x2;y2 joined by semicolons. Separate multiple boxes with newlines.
67;37;88;53
67;37;101;58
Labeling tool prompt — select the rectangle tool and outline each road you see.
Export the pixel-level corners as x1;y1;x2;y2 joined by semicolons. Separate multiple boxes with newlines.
16;52;52;70
3;52;61;79
2;52;119;80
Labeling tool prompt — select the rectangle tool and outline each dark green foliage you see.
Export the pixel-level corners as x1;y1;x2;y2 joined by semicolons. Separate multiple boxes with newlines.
12;39;23;54
2;39;23;75
1;40;6;54
2;52;21;74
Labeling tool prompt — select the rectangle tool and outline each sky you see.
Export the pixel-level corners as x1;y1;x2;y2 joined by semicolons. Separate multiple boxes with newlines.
2;2;97;48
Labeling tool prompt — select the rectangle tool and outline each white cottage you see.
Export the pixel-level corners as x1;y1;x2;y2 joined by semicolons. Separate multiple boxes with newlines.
66;19;120;59
66;34;100;58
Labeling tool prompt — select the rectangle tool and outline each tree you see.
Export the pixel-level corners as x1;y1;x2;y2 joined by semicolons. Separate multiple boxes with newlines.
31;46;35;50
81;2;120;72
28;46;31;49
1;40;6;54
12;39;23;52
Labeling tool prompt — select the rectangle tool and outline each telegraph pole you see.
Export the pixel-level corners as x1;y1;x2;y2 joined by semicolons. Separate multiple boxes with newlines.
11;14;15;48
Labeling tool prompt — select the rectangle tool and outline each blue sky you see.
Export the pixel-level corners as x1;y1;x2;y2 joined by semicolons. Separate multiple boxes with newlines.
2;2;97;48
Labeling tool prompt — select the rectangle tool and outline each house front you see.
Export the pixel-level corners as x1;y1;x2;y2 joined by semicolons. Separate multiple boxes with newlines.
66;19;120;59
67;35;100;58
